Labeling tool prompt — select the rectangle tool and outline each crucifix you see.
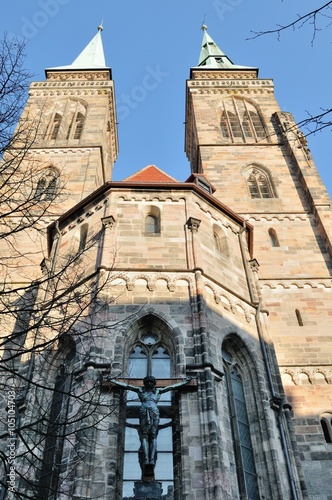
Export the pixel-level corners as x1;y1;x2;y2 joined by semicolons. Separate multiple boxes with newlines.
104;374;195;482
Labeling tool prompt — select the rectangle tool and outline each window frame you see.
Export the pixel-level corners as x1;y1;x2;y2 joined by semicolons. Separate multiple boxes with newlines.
321;413;332;443
123;336;174;497
268;228;280;247
222;347;260;500
35;169;59;202
245;166;275;199
220;98;267;144
47;112;62;141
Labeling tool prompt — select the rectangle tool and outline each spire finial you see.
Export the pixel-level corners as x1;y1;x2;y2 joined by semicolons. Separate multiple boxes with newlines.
201;14;207;31
98;20;104;32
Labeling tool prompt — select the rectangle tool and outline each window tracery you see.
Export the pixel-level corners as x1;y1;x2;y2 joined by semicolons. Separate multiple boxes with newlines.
220;99;267;143
122;322;175;498
245;166;275;199
44;99;87;142
35;169;59;201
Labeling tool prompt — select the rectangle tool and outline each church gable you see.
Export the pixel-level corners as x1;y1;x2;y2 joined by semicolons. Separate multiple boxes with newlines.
123;165;178;183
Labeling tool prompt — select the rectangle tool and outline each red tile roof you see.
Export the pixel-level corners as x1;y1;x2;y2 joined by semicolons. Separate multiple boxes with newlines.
123;165;178;183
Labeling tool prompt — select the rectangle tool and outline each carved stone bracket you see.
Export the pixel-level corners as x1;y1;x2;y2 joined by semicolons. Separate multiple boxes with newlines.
186;217;201;232
102;215;116;229
249;258;260;273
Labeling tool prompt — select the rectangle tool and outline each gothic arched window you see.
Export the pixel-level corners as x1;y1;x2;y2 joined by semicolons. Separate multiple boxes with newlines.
37;338;75;498
245;167;275;199
122;326;175;498
46;99;87;142
222;345;260;500
35;169;59;202
220;99;267;143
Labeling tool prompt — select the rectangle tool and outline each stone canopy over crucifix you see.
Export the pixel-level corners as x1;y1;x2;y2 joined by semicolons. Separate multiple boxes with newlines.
103;374;196;485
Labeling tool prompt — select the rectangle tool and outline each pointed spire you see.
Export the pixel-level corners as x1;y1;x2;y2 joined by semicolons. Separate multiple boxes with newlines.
198;25;252;70
48;26;108;71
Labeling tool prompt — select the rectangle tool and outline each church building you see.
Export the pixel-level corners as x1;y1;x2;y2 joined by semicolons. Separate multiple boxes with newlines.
1;25;332;500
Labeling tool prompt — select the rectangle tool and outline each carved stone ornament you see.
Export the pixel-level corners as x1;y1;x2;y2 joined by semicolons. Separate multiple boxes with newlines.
186;217;201;232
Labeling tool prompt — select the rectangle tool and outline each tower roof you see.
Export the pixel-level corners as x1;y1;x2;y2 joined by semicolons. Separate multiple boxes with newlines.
47;25;108;71
197;25;253;70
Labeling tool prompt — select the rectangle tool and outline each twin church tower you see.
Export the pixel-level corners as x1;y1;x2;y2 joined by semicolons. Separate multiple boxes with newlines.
2;26;332;500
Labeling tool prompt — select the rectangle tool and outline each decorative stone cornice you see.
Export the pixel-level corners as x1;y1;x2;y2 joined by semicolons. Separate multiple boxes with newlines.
46;71;110;81
29;88;114;98
30;80;113;88
106;272;194;294
117;194;186;204
260;279;332;290
103;271;256;324
246;213;316;223
188;78;273;88
60;200;107;235
203;280;255;323
280;367;332;385
188;88;274;96
191;70;258;80
194;201;239;234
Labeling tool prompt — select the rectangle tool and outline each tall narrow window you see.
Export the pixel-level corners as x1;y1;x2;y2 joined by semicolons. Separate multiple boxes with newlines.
220;112;230;138
249;111;265;138
78;224;88;253
269;228;280;247
37;340;75;498
229;111;242;138
66;111;85;140
35;170;59;202
242;111;253;138
35;177;47;201
44;176;57;201
295;309;304;326
223;347;260;500
123;329;174;498
49;113;62;140
73;112;84;139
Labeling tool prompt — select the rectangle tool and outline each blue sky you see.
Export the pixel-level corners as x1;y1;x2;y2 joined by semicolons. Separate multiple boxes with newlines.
3;0;331;196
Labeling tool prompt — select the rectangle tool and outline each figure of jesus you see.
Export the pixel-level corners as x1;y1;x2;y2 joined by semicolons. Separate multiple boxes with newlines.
108;375;191;466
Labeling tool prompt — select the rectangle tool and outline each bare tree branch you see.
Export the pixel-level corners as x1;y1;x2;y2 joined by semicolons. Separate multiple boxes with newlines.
248;2;332;44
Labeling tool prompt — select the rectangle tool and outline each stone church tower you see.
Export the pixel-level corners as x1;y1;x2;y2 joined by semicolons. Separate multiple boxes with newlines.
1;26;331;500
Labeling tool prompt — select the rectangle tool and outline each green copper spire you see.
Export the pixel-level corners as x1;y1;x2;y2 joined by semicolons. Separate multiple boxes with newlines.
198;25;252;69
48;25;108;70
